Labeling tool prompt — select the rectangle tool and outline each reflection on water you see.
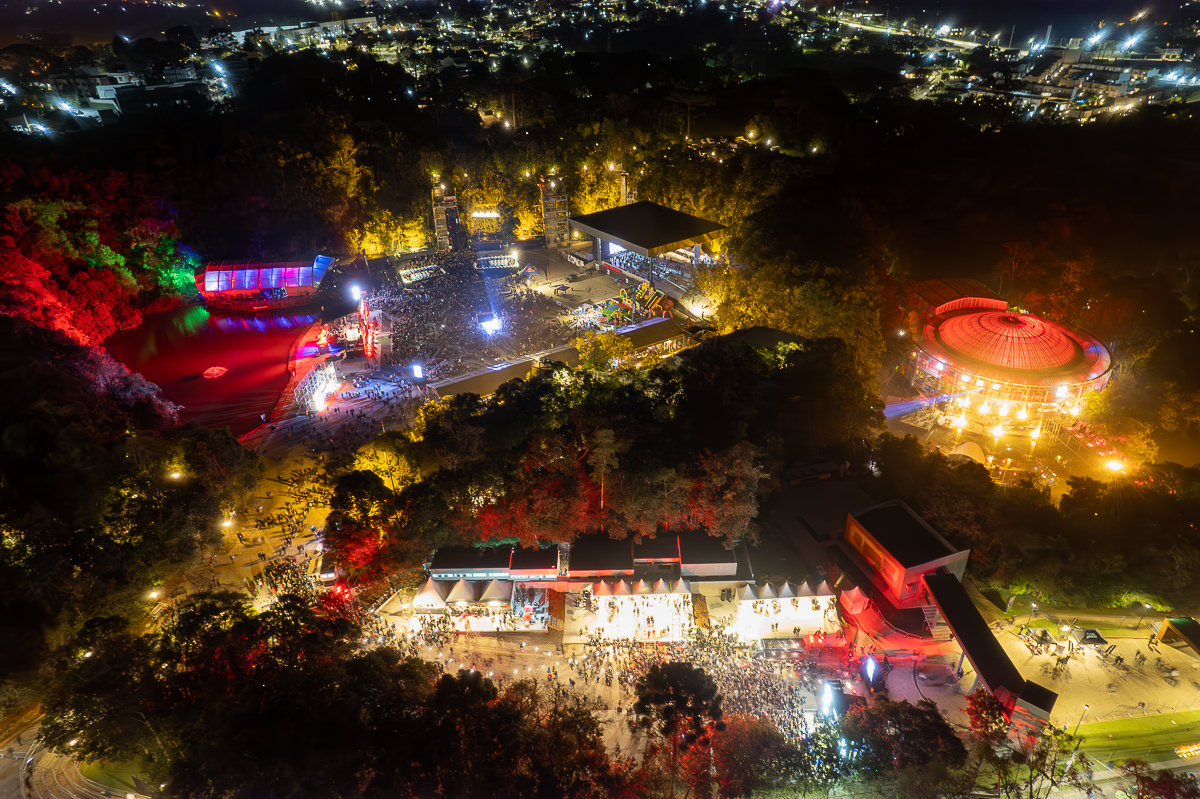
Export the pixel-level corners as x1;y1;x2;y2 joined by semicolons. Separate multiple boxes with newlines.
104;305;318;437
211;313;317;334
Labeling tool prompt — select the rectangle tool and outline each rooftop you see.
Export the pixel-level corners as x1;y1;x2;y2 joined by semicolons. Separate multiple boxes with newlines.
569;535;633;573
850;501;960;569
510;546;558;571
917;308;1112;387
429;545;513;572
633;536;680;562
678;532;737;565
922;569;1025;696
569;201;725;257
909;278;1006;317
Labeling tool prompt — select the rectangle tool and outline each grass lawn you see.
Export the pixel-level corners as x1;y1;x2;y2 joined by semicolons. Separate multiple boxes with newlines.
80;758;150;793
1077;708;1200;763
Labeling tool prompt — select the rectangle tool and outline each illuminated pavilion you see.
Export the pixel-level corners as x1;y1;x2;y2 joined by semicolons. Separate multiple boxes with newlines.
908;280;1112;430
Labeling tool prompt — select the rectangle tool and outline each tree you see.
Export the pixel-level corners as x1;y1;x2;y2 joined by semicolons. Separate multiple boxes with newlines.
987;726;1096;799
634;661;725;799
777;722;851;798
573;330;635;371
1118;759;1200;799
354;431;419;493
586;428;620;518
708;714;790;799
326;470;409;576
966;689;1011;748
842;698;967;777
41;590;623;799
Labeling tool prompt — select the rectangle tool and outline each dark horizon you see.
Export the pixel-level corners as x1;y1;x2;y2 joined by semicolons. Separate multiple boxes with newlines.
0;0;1165;49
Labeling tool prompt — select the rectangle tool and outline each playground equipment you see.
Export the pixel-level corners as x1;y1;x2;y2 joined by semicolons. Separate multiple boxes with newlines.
619;282;673;317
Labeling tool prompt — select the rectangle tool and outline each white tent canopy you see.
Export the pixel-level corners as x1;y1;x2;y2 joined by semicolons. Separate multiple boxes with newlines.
446;578;478;604
794;582;815;597
652;579;671;595
413;578;448;610
814;580;834;596
777;583;796;598
480;579;514;604
739;584;758;601
671;578;691;595
757;584;778;600
633;579;653;596
593;581;613;597
840;585;869;614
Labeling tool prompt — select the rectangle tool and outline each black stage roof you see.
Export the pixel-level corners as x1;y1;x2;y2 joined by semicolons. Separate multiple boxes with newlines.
678;532;737;565
633;536;680;562
429;545;513;572
852;501;960;569
569;201;726;257
510;546;559;570
569;535;634;573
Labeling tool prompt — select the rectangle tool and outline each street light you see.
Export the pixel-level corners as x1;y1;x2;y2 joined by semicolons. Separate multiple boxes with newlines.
1135;602;1152;630
1073;703;1089;736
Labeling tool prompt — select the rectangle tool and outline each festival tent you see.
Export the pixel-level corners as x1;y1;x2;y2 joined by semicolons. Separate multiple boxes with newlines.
840;586;870;615
593;581;613;597
613;580;632;596
376;590;408;616
778;583;796;598
949;441;986;464
814;580;835;596
738;585;758;602
757;584;778;600
446;578;478;604
480;579;514;605
652;579;671;595
671;578;691;595
794;582;815;597
520;264;541;276
413;579;448;610
633;579;653;596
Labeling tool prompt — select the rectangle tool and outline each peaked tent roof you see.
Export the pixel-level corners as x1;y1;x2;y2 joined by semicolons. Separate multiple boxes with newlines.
671;578;691;595
446;578;478;603
413;578;448;609
739;584;758;601
632;579;653;596
652;579;671;595
593;581;613;597
778;583;797;598
480;579;513;603
758;584;778;599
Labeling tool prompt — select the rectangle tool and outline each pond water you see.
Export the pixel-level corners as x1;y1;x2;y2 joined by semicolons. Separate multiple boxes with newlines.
104;305;319;436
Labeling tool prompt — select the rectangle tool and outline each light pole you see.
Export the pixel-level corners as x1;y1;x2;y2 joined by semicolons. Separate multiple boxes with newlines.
1026;602;1038;625
1135;603;1152;630
1073;703;1089;737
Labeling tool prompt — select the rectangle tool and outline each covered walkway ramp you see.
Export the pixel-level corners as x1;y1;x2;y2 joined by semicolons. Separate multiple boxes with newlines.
923;569;1057;733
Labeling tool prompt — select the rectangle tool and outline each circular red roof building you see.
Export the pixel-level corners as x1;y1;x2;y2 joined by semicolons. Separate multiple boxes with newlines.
908;281;1112;411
